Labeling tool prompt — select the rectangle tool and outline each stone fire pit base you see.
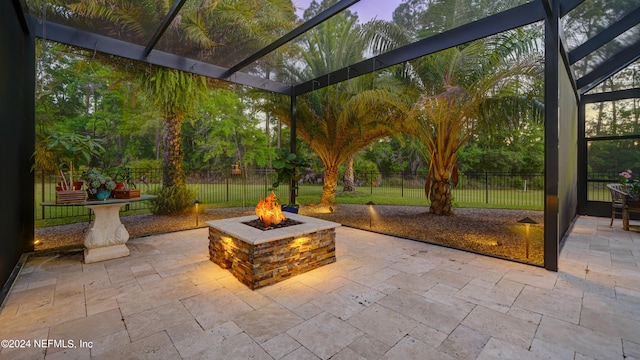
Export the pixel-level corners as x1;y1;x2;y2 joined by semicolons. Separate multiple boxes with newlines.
207;213;340;289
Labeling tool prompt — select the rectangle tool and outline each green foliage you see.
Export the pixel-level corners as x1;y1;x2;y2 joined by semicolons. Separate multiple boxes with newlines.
128;159;162;170
111;166;136;189
33;132;106;172
81;169;116;194
362;139;411;173
184;88;272;172
393;0;525;38
588;140;640;174
150;185;197;215
34;40;157;171
272;148;308;189
143;68;208;117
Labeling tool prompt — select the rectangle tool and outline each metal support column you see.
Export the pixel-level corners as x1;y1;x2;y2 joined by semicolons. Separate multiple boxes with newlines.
289;90;297;205
543;0;560;271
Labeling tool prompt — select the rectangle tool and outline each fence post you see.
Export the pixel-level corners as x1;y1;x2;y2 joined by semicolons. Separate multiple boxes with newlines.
226;177;229;203
370;171;373;194
401;172;404;197
485;172;489;204
41;169;46;219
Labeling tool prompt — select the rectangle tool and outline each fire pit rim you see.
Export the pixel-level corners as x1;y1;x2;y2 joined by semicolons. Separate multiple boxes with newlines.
205;213;341;245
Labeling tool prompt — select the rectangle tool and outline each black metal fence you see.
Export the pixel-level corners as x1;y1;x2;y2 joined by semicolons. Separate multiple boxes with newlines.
318;171;544;209
586;171;626;202
35;168;545;221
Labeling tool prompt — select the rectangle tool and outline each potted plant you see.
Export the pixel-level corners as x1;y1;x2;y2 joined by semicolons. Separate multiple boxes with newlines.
82;169;117;200
111;166;140;198
271;148;308;213
620;169;640;202
33;132;105;203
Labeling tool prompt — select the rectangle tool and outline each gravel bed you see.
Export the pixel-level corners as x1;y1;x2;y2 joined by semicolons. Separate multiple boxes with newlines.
35;205;543;264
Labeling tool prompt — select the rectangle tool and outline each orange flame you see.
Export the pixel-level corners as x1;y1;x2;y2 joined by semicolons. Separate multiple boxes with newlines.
255;190;286;227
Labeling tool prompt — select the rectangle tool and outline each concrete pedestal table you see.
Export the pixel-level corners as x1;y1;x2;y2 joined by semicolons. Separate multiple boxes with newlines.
41;195;156;263
83;202;130;263
82;195;157;263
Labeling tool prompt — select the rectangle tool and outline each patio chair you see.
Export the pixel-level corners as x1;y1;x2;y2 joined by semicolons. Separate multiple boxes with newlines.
607;183;627;227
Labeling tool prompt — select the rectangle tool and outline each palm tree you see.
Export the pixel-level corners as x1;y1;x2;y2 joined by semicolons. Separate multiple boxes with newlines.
408;32;543;215
368;5;544;214
296;77;408;205
270;3;409;205
141;68;207;188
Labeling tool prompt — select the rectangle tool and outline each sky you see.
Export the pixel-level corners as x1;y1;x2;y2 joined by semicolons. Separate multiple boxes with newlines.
293;0;401;22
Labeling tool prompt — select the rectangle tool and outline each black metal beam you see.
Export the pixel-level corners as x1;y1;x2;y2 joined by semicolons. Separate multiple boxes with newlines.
577;37;640;94
569;6;640;64
144;0;187;58
224;0;361;77
585;133;640;142
31;17;292;95
559;30;579;103
294;1;546;95
544;0;560;272
582;87;640;103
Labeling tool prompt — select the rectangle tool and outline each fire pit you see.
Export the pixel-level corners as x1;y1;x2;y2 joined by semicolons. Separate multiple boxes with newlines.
207;193;340;289
242;191;303;230
254;191;286;227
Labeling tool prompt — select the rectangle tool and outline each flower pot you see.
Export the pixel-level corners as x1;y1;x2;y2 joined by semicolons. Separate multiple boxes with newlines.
57;181;83;191
112;182;126;198
114;189;140;199
56;190;86;204
94;188;111;201
281;205;299;214
114;181;126;190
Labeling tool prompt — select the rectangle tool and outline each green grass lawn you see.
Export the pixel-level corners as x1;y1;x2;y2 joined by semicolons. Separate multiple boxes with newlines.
36;181;610;227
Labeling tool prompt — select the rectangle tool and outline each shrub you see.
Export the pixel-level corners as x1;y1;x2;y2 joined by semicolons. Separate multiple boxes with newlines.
127;159;161;170
150;185;196;215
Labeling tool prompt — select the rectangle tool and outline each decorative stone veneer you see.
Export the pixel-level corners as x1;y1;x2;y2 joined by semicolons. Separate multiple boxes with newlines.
207;213;339;289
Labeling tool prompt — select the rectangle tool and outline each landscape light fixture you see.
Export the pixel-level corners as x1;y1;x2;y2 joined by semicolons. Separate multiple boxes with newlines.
194;199;201;226
517;217;538;259
366;201;375;229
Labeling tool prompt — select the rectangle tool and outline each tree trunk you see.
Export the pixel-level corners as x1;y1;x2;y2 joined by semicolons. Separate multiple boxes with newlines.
429;179;452;215
162;112;185;188
342;154;355;192
155;121;161;161
320;164;339;205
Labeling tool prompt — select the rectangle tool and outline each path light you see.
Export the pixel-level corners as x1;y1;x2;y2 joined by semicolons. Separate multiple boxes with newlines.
194;199;201;226
366;201;375;229
518;217;538;259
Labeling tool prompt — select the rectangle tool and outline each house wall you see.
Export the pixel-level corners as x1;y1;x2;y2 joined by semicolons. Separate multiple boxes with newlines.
0;1;35;296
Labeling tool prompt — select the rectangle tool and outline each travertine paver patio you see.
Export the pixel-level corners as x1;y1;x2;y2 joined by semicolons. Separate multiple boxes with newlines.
1;216;640;359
